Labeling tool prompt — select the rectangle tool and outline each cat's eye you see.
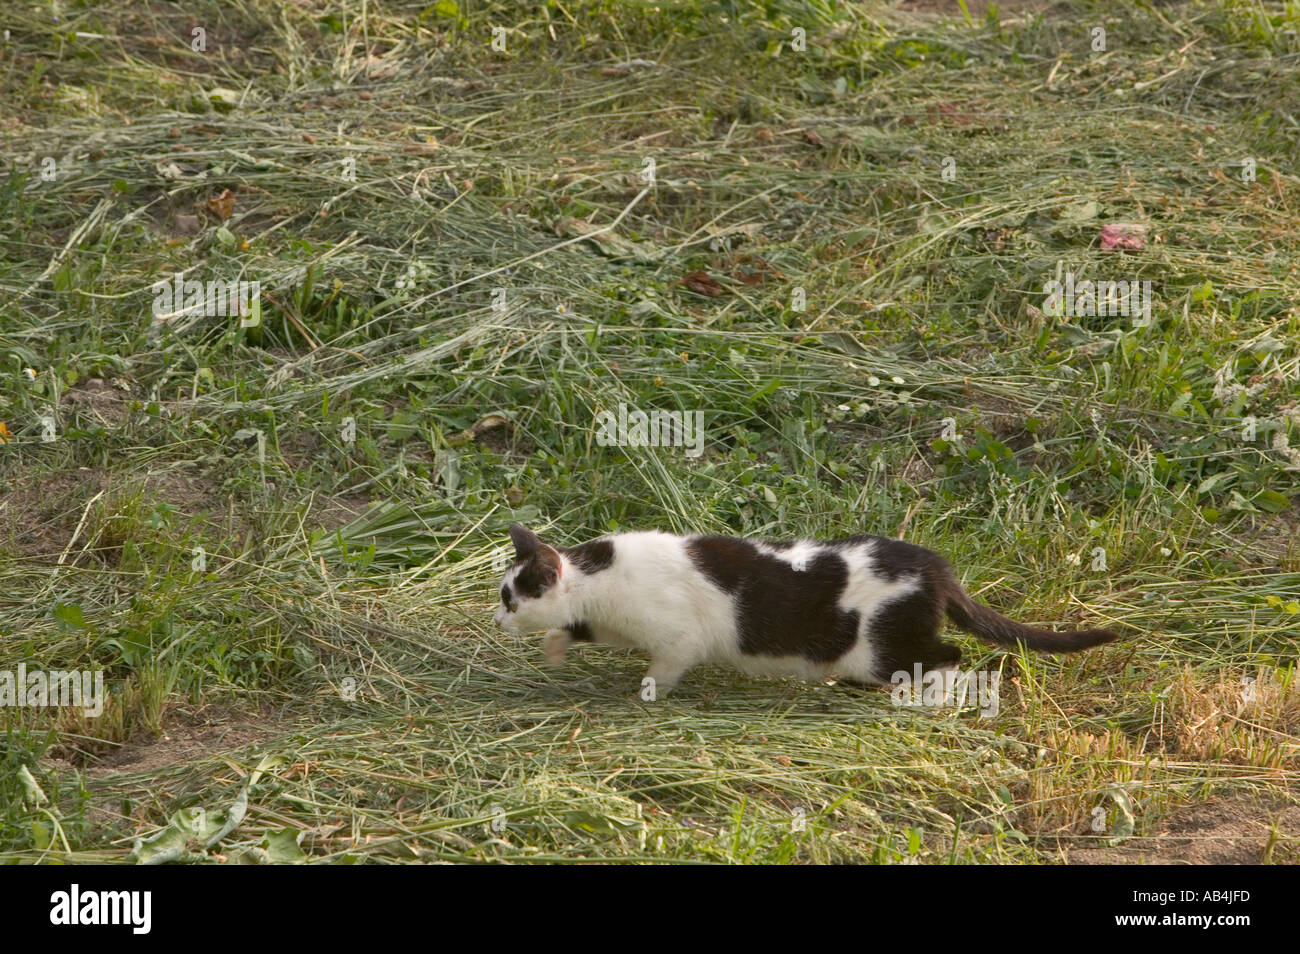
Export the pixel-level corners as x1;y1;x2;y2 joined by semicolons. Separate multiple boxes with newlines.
500;585;516;612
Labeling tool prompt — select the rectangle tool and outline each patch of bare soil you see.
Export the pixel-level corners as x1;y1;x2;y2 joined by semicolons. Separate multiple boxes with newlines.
897;0;1057;14
65;378;133;428
82;703;279;780
40;704;284;836
143;465;239;529
1;464;246;562
0;468;109;563
1241;505;1300;571
278;428;323;472
312;492;373;531
93;1;279;80
1068;796;1300;865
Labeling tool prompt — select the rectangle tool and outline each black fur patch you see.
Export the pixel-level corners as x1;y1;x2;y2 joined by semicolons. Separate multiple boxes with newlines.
565;621;594;642
512;546;560;598
686;536;860;662
833;535;940;583
563;538;615;574
832;536;959;676
866;584;957;681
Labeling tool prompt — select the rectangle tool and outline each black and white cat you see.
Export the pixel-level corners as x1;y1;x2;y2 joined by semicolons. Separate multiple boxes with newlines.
494;524;1117;695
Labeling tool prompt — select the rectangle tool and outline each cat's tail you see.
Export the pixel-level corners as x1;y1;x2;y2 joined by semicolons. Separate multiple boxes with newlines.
939;573;1119;653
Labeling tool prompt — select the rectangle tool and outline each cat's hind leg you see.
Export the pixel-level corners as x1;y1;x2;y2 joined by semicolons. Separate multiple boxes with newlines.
869;641;963;685
639;656;695;700
925;639;962;672
839;636;963;688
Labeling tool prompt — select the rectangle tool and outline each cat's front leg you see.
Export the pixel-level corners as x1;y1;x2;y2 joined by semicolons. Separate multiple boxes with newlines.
541;628;573;666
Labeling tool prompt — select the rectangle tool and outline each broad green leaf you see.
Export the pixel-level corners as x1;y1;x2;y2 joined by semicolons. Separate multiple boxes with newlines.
261;828;307;863
1254;490;1289;513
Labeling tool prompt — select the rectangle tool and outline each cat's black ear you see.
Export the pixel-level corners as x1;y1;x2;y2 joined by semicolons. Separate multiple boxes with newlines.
509;524;542;559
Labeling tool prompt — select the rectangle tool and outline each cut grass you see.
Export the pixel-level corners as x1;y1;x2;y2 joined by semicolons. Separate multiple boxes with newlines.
1;0;1298;863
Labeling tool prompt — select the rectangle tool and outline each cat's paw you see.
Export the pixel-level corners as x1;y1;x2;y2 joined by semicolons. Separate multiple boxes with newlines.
634;675;672;702
541;629;571;666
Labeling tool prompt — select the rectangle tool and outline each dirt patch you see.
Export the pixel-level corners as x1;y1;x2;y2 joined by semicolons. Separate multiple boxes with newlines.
311;492;373;531
96;1;280;81
40;703;285;836
141;464;273;549
898;0;1059;15
64;378;134;428
278;429;322;472
82;703;279;780
1068;795;1300;865
0;468;110;563
1242;505;1300;571
0;464;244;563
144;465;231;518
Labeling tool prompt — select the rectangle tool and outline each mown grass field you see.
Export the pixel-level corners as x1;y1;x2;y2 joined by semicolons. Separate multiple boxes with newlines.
2;0;1298;864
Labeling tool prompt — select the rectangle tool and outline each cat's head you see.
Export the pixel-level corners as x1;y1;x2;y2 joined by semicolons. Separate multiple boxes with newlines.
494;524;567;634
